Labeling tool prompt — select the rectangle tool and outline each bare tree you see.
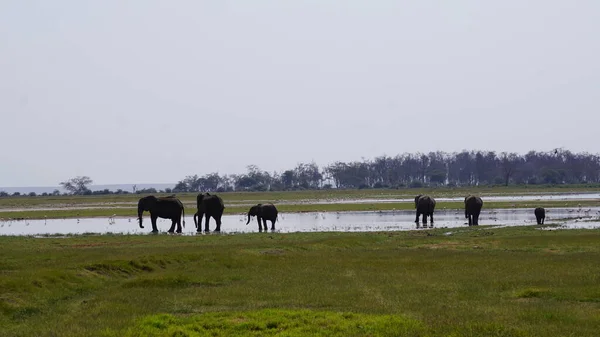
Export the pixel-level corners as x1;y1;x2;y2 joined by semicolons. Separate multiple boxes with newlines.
60;176;93;195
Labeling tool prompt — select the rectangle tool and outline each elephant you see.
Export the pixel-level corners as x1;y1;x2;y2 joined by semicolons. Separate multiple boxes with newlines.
464;195;483;226
534;207;545;224
246;203;278;232
137;195;185;233
414;194;436;227
194;192;225;232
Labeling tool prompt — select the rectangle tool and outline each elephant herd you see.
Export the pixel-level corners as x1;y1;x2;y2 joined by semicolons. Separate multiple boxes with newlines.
137;193;278;234
414;194;546;227
137;192;548;234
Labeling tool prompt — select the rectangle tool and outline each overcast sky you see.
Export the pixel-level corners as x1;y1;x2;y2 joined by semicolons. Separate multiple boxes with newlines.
1;1;599;187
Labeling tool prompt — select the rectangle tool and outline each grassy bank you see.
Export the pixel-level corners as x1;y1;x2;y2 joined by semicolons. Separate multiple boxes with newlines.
2;184;600;208
1;226;599;336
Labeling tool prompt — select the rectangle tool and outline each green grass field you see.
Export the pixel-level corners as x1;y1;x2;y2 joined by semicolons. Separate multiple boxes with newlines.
1;185;600;220
1;225;599;336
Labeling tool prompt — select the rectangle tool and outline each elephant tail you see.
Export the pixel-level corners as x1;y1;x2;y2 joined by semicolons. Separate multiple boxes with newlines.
193;213;198;228
182;206;185;228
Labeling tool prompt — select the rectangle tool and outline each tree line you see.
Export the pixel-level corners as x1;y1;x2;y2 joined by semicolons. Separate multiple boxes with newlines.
173;148;600;192
3;148;600;197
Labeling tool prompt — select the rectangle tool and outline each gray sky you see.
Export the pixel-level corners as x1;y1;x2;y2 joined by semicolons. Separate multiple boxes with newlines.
1;1;599;187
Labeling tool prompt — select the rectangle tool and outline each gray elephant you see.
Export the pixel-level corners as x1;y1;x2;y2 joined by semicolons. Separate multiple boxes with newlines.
414;194;436;227
464;195;483;226
246;203;278;232
534;207;545;224
137;195;185;233
194;193;225;232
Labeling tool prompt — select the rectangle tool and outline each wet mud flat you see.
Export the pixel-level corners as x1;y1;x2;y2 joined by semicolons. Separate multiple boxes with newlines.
1;207;599;236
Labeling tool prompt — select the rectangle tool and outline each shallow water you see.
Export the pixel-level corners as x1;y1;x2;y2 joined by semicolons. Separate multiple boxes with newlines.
1;207;599;236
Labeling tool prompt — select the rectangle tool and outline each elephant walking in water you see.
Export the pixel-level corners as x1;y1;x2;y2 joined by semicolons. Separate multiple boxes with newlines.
534;207;546;224
464;195;483;226
246;203;278;232
414;195;436;227
137;195;185;233
194;193;225;232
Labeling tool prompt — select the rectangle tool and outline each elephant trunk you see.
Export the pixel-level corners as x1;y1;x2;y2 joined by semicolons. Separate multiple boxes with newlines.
138;207;144;228
246;213;251;225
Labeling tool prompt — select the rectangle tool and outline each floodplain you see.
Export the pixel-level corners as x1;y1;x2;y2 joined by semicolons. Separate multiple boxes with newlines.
1;186;599;336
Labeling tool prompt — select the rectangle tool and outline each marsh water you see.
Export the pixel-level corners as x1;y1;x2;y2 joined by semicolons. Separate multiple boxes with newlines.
1;207;599;236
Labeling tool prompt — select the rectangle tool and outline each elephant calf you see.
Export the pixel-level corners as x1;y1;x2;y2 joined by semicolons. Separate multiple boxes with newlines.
246;203;278;232
534;207;545;225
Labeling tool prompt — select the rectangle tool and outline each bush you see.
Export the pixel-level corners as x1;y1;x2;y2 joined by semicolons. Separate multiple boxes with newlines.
409;181;423;188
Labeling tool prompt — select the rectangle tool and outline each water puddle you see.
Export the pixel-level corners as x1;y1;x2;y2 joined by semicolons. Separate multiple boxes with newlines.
1;207;599;236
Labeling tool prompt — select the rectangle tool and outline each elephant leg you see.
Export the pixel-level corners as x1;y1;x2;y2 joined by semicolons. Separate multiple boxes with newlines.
467;215;472;226
423;213;428;225
262;218;268;231
474;213;480;226
430;213;434;224
542;217;544;225
176;217;182;233
215;215;222;232
151;215;159;232
257;217;263;232
415;212;420;223
196;213;203;233
270;219;275;231
167;220;176;233
204;214;211;232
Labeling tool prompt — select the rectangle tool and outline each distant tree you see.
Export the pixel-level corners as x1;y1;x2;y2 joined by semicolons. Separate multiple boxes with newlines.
202;173;221;191
92;189;111;195
0;191;8;197
28;192;37;197
428;170;446;185
60;176;93;195
234;165;272;191
172;181;188;193
173;175;202;192
280;170;296;190
52;189;61;196
12;192;21;196
500;152;520;186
